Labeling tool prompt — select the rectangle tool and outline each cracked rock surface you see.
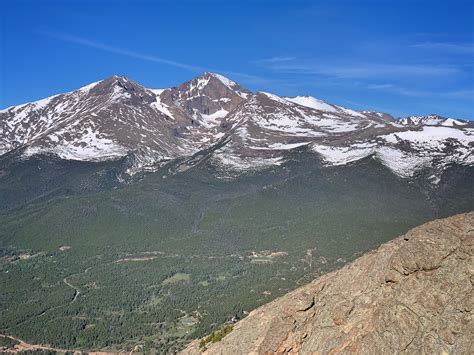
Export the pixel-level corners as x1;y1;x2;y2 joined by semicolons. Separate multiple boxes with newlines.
182;212;474;354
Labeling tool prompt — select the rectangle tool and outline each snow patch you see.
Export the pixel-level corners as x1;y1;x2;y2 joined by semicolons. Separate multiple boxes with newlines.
381;126;473;147
77;81;100;94
250;142;311;150
375;147;431;177
334;105;366;118
150;90;173;118
311;144;375;165
200;109;229;127
24;139;128;161
259;92;292;105
285;96;338;113
110;85;132;101
211;73;249;99
212;73;237;89
213;149;284;171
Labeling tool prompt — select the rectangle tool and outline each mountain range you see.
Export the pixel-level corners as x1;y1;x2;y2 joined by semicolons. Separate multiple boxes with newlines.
1;72;472;181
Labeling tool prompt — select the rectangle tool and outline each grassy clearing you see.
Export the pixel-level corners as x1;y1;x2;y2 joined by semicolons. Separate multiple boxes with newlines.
162;273;191;284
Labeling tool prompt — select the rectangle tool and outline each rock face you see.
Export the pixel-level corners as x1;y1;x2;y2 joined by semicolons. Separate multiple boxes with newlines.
183;212;474;354
161;71;250;120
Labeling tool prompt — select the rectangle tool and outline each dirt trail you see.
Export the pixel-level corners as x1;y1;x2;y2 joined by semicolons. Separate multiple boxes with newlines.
1;333;74;353
0;334;127;354
63;276;81;302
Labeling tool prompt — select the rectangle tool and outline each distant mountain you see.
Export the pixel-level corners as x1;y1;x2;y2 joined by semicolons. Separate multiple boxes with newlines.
398;114;469;127
1;73;473;182
183;212;474;354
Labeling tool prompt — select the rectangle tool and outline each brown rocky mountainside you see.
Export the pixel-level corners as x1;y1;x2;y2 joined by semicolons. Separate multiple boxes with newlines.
183;212;474;354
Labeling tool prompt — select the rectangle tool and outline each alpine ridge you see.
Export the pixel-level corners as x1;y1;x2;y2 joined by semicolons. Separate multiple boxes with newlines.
1;73;473;181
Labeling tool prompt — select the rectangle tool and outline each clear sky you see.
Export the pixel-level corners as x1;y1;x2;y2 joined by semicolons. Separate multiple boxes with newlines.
1;0;473;119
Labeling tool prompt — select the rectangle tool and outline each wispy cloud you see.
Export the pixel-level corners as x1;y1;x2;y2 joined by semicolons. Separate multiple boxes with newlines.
253;56;296;64
256;58;459;79
220;70;271;85
366;83;395;90
443;89;474;100
39;30;270;85
40;31;206;72
366;82;474;100
253;55;472;102
411;42;474;53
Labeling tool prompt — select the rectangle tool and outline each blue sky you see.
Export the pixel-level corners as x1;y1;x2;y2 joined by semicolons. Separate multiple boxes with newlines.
1;0;473;119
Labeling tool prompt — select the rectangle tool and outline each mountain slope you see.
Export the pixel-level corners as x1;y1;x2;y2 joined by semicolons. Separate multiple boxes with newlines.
183;212;474;354
1;76;189;161
2;151;473;352
210;92;473;181
210;91;398;172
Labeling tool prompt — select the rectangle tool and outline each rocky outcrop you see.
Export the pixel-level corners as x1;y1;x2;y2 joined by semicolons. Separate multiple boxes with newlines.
183;212;474;354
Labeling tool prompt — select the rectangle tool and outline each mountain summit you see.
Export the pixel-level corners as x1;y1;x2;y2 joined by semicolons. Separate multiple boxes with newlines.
167;72;251;118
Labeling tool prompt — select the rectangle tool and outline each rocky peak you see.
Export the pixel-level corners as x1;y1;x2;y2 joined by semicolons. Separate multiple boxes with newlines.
89;75;156;105
209;72;248;95
183;212;474;354
163;72;251;120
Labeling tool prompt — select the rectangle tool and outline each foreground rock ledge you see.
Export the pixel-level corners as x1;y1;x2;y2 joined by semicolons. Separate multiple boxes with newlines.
182;212;474;354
